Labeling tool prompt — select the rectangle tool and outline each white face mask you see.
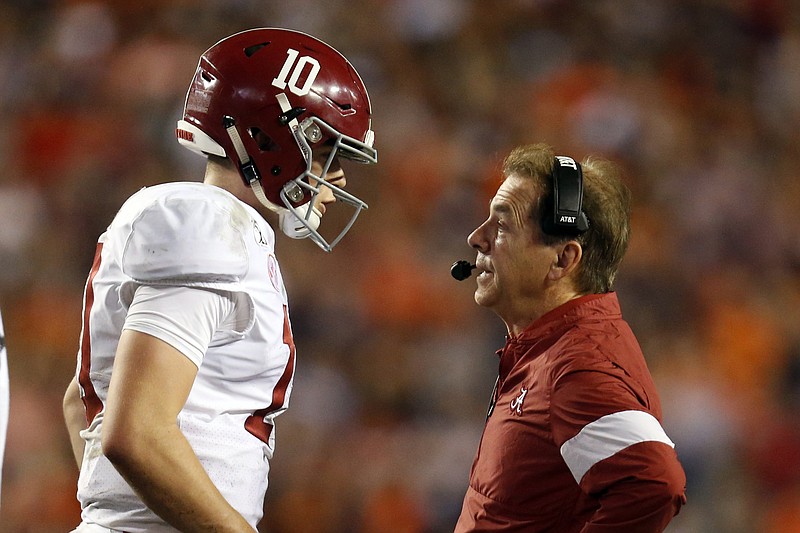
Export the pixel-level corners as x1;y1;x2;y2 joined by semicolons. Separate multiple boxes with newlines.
180;93;376;252
250;157;370;252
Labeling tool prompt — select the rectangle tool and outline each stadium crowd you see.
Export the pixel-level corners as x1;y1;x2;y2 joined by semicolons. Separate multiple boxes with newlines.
1;0;799;531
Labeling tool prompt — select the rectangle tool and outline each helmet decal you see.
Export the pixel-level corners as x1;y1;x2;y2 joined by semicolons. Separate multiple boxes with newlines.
272;48;321;96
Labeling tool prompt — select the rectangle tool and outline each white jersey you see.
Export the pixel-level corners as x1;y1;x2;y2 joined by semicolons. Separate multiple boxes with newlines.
0;309;8;508
74;182;295;532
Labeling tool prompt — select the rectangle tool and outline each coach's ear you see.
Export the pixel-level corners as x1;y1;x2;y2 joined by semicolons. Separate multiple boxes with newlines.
547;241;582;282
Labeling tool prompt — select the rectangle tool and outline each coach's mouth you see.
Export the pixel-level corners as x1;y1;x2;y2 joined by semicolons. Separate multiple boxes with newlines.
475;262;493;281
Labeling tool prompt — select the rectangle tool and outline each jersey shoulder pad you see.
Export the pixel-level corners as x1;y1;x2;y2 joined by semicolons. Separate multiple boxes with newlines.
121;185;251;284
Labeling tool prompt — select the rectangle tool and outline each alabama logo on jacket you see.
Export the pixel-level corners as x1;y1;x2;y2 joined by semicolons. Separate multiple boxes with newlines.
510;386;528;416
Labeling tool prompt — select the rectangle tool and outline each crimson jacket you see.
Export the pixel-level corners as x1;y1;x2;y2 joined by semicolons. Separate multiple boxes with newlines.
455;293;686;532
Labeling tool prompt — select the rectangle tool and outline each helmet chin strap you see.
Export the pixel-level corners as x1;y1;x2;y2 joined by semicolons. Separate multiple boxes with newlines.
222;114;324;245
250;178;322;241
280;204;322;242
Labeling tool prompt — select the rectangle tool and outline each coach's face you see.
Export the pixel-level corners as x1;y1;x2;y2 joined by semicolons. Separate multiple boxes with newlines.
467;174;556;332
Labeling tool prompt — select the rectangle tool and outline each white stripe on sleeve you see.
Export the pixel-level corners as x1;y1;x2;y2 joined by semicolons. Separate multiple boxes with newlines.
559;410;675;484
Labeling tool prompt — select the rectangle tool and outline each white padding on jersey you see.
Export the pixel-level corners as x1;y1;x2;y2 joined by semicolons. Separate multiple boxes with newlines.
124;285;253;368
122;195;250;284
560;410;675;484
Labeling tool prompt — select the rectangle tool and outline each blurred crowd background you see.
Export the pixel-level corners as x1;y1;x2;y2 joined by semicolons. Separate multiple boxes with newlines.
1;0;799;531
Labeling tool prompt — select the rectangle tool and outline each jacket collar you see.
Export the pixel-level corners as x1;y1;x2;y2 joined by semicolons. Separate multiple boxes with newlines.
496;292;622;377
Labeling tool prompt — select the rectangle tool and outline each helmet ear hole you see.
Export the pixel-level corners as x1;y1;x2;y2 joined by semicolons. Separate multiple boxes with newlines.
248;127;279;152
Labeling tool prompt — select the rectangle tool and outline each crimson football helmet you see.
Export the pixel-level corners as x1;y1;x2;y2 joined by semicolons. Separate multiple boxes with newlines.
177;28;377;251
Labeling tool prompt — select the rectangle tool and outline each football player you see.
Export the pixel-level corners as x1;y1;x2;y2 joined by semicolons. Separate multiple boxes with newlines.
63;28;376;532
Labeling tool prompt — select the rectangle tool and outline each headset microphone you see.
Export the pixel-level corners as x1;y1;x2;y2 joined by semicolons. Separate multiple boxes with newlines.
451;260;476;281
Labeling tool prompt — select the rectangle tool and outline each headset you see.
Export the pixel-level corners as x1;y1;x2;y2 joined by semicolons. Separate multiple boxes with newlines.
541;155;589;236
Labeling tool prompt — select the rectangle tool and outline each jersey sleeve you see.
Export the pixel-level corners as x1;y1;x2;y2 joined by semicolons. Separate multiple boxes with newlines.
123;285;253;368
550;370;687;532
121;194;250;285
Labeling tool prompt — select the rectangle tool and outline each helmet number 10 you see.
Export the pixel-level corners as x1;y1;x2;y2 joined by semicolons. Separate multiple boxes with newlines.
272;48;320;97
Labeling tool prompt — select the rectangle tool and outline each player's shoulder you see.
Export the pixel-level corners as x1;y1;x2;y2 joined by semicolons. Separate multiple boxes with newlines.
119;182;241;213
118;182;256;284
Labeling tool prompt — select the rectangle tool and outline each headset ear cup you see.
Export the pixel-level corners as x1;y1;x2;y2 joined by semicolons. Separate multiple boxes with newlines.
576;211;589;232
541;207;588;236
544;155;589;236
